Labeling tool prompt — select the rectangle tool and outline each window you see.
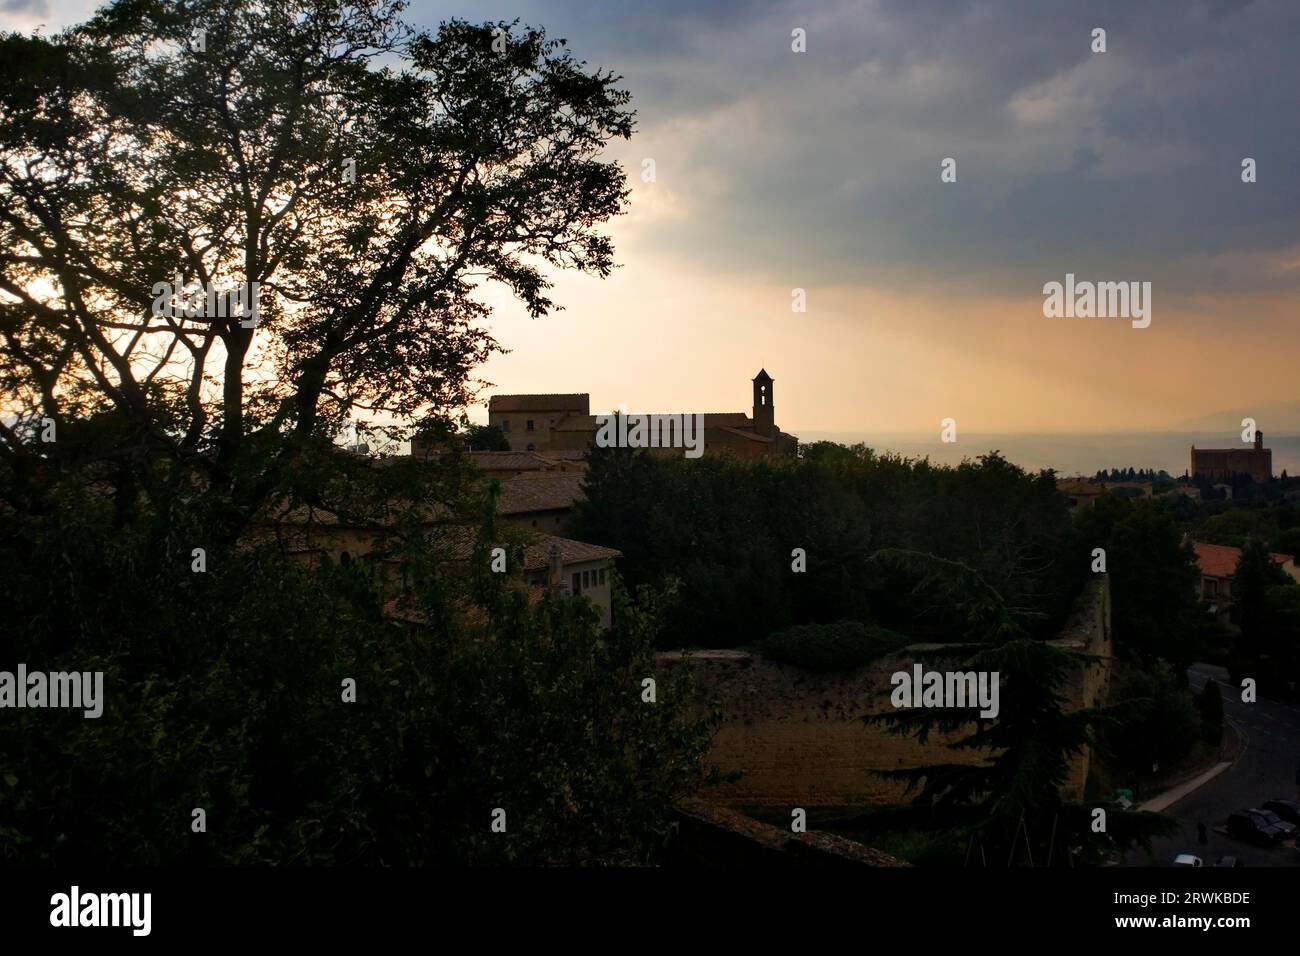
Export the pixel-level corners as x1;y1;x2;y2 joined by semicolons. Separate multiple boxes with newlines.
526;443;535;451
571;572;581;595
500;419;510;432
582;570;591;587
526;420;535;432
599;568;606;585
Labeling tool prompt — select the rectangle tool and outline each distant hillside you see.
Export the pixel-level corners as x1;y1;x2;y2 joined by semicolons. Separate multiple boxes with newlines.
1174;402;1300;435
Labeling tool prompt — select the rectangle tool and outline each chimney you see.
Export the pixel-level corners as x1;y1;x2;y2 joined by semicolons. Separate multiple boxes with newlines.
547;542;564;593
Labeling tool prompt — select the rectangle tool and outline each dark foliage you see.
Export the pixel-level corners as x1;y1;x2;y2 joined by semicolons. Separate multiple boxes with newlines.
0;457;712;865
568;448;1087;648
757;620;911;672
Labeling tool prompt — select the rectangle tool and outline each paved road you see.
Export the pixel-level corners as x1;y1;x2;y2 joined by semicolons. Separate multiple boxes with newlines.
1128;663;1300;867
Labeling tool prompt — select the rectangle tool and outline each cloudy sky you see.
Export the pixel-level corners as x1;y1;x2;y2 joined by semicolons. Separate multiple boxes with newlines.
6;1;1299;437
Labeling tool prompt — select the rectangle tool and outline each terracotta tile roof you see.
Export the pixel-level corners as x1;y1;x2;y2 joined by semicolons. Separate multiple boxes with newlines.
270;475;586;530
1193;542;1292;579
270;500;452;528
702;413;752;427
1057;478;1104;495
521;535;620;571
425;525;619;570
494;474;586;514
536;449;587;461
489;394;589;413
713;425;773;443
269;498;618;573
464;450;556;471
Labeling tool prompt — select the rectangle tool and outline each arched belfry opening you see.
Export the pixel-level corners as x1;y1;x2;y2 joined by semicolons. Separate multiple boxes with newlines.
752;368;775;438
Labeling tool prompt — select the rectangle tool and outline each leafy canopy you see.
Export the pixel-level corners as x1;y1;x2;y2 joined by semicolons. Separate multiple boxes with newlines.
0;0;632;532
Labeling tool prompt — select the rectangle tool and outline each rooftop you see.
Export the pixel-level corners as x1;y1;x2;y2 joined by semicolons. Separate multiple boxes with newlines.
424;525;619;569
1193;542;1292;579
494;473;586;515
1057;478;1104;494
464;450;561;471
489;394;589;413
521;535;620;571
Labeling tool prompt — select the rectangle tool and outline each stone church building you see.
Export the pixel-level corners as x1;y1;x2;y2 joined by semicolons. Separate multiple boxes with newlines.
486;368;798;459
1191;430;1273;484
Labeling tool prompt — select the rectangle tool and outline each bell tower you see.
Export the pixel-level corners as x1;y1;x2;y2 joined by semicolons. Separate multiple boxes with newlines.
752;368;775;438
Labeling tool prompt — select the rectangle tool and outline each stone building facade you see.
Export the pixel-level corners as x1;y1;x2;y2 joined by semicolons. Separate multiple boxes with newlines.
485;369;797;459
1191;431;1273;483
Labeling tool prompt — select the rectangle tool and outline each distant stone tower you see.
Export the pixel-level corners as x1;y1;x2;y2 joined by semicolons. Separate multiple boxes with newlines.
752;368;775;438
1190;426;1272;483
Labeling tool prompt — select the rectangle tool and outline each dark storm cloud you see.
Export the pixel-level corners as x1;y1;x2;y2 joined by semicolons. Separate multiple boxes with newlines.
409;0;1300;295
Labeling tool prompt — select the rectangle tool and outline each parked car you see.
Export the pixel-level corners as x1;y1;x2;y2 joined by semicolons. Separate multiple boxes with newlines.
1226;810;1287;845
1172;854;1204;867
1262;799;1300;828
1247;808;1297;840
1213;855;1244;867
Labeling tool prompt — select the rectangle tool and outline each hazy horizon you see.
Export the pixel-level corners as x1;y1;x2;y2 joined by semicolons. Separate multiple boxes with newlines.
796;429;1300;478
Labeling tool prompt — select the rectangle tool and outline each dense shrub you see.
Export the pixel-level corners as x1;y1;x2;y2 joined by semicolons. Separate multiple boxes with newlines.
1075;497;1203;669
0;475;711;866
1100;667;1199;778
569;447;1086;648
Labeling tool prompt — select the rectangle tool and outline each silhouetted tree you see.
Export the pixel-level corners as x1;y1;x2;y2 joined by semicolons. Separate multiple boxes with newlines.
464;424;510;451
570;449;1079;647
863;549;1172;863
1077;497;1201;673
0;2;633;544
